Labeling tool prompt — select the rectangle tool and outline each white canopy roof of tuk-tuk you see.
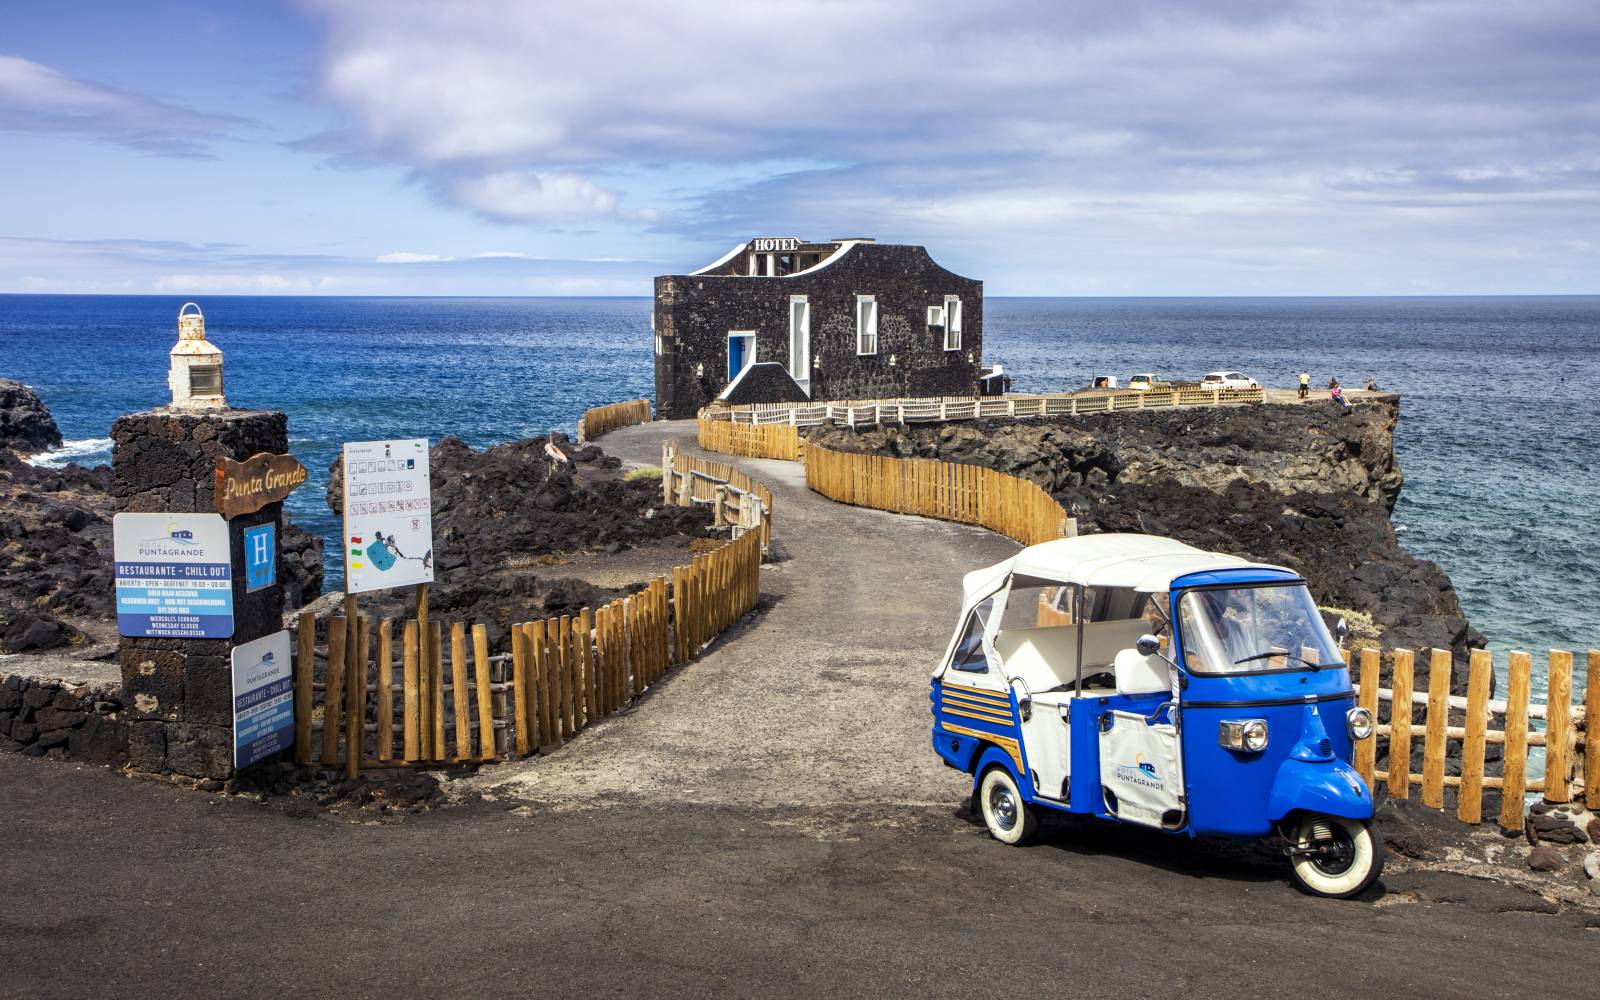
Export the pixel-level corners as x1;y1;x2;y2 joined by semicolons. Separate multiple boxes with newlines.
960;533;1290;601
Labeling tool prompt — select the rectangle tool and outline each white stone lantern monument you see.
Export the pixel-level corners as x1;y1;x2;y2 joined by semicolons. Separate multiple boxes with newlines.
167;302;226;409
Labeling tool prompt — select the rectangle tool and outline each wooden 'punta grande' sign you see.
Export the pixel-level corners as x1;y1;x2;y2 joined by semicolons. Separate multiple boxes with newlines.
215;452;308;519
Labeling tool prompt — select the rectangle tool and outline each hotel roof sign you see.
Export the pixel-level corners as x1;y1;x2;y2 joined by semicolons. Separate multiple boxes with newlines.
751;237;801;253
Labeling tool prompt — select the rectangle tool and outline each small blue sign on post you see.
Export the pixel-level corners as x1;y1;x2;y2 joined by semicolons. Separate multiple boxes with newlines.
244;522;276;593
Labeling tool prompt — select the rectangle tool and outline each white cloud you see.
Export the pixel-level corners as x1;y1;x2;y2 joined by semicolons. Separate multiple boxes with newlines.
0;54;248;156
291;0;1600;294
376;251;456;263
154;273;343;293
444;170;619;222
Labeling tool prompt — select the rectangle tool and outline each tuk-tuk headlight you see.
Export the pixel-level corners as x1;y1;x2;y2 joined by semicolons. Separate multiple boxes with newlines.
1347;707;1375;740
1219;719;1269;753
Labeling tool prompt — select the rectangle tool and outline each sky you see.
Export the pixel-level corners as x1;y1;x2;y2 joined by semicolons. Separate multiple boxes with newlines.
1;0;1597;296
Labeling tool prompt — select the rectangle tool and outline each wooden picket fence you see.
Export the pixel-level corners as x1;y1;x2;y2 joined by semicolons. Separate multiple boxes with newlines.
702;386;1264;429
662;442;773;553
697;416;802;461
293;614;509;767
1352;646;1599;828
292;506;766;773
577;398;651;442
804;441;1069;546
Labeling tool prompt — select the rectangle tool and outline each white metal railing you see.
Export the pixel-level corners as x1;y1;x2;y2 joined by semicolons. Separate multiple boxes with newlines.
703;387;1265;428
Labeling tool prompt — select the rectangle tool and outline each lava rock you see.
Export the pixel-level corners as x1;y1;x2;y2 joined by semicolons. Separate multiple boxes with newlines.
1527;844;1565;872
1530;812;1590;844
0;380;63;455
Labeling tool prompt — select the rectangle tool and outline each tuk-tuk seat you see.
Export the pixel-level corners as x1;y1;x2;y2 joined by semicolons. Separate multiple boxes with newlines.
1113;648;1172;697
995;620;1148;695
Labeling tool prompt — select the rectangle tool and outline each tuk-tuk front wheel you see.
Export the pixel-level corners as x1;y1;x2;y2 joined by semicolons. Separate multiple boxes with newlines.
978;767;1038;846
1287;813;1384;899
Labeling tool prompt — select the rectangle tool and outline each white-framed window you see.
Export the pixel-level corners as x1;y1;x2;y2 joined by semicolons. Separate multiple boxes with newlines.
856;294;878;355
943;295;963;351
926;305;945;327
788;295;811;383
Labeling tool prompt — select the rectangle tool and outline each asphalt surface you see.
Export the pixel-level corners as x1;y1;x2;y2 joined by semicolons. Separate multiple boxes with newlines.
4;419;1598;998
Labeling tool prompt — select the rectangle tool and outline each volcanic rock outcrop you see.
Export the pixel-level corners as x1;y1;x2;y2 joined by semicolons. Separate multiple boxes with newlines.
0;380;63;456
0;387;325;653
807;397;1482;677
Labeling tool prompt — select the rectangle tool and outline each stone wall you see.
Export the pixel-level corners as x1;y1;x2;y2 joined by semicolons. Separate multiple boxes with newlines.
0;673;127;764
112;408;288;779
655;244;983;418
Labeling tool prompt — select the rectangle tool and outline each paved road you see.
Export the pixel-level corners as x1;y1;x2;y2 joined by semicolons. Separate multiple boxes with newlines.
472;420;1018;811
4;419;1597;998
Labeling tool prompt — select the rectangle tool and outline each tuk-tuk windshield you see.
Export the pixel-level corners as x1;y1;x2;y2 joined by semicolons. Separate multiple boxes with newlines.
1177;584;1342;675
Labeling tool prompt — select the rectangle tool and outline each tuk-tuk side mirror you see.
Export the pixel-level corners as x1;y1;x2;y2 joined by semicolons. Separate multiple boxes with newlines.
1335;618;1350;647
1136;634;1162;657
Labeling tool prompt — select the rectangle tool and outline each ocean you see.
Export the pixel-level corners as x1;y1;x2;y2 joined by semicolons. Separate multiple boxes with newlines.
4;294;1596;681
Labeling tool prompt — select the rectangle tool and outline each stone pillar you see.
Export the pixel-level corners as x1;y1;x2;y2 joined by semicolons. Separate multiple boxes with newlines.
112;408;288;779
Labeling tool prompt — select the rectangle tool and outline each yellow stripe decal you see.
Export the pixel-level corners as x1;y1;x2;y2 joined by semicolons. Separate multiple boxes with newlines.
934;697;1011;720
934;691;1011;707
941;690;1012;709
940;705;1016;725
938;721;1024;773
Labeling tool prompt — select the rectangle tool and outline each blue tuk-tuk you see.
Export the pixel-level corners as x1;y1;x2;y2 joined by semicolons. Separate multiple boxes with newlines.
930;533;1382;898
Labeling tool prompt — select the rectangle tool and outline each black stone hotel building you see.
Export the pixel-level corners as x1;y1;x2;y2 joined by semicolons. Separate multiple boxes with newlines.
652;236;984;419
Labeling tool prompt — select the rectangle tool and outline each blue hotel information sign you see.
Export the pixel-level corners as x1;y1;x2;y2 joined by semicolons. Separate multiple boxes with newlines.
231;630;294;768
244;521;276;592
113;513;234;639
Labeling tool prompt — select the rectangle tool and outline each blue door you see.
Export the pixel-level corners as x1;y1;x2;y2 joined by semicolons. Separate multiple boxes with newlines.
727;334;746;381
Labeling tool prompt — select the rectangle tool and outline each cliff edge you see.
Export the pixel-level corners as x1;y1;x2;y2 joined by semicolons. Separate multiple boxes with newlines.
807;396;1482;667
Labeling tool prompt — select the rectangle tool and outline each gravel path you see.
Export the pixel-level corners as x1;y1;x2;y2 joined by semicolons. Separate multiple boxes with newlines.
470;419;1018;811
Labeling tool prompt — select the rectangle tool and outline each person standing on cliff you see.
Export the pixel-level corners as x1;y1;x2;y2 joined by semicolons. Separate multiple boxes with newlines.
1298;370;1310;399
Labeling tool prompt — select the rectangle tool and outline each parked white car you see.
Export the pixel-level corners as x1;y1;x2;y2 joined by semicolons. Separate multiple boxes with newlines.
1200;370;1260;390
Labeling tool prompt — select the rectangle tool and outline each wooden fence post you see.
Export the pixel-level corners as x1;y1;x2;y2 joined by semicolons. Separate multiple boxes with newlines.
1587;649;1600;807
511;620;530;755
1458;648;1492;824
376;618;393;762
1387;649;1414;799
402;620;420;761
1499;650;1533;830
472;624;494;761
346;613;366;779
1544;649;1573;803
580;608;597;727
451;622;470;762
294;612;314;765
430;621;445;762
1421;648;1451;809
1354;648;1379;786
321;618;346;766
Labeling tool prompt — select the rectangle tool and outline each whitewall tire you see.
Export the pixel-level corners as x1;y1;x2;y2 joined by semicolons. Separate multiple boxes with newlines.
979;767;1038;846
1288;813;1383;899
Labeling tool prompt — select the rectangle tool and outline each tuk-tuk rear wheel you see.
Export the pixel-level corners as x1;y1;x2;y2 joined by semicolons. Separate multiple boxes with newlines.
978;767;1039;846
1287;813;1384;899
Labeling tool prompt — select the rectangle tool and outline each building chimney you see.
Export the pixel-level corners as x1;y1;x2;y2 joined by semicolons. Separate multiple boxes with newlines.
167;302;226;409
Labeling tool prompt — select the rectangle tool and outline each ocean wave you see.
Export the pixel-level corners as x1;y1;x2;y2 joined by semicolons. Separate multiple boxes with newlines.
26;437;113;468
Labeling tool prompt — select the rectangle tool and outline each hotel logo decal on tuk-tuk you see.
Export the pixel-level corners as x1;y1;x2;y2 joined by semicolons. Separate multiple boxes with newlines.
1116;753;1164;790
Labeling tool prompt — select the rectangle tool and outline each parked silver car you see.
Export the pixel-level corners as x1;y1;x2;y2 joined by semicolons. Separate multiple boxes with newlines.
1200;370;1260;390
